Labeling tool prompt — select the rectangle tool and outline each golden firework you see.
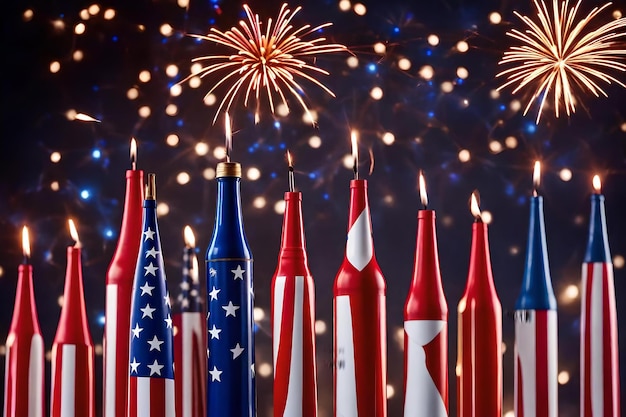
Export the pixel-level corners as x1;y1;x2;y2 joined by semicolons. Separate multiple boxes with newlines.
497;0;626;123
183;3;348;125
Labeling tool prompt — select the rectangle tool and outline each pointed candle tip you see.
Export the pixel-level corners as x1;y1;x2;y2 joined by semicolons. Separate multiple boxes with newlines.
146;173;156;200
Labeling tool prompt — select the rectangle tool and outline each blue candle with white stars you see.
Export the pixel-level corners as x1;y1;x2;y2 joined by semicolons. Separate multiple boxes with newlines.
206;160;255;417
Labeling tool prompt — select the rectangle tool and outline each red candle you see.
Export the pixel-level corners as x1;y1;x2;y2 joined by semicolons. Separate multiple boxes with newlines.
3;226;45;417
51;219;95;417
272;151;318;417
334;131;388;417
456;192;502;416
403;171;448;417
103;137;144;417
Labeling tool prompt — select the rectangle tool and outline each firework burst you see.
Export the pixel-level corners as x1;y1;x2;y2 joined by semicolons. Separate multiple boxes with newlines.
183;3;348;125
497;0;626;123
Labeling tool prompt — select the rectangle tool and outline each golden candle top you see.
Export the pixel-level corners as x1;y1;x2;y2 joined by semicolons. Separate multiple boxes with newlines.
216;161;242;178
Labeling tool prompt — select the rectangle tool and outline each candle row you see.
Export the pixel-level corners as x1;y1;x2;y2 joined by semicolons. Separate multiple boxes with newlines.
3;136;620;417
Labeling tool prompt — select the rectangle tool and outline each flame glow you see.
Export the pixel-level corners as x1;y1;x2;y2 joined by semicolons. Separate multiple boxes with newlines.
419;171;428;208
351;130;358;172
130;137;137;165
184;225;196;248
225;112;232;161
592;174;602;193
533;161;542;193
287;150;293;168
68;218;81;248
22;226;31;258
470;192;482;219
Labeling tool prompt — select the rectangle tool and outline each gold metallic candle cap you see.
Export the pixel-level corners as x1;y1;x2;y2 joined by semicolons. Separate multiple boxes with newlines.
216;162;242;178
146;173;156;200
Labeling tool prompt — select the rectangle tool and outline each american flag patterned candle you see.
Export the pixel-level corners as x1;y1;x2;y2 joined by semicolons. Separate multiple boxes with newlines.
3;226;45;417
103;138;144;417
127;173;176;416
174;226;207;417
50;219;95;417
580;175;620;417
205;159;255;417
272;151;318;417
403;171;448;417
514;161;558;417
333;132;387;417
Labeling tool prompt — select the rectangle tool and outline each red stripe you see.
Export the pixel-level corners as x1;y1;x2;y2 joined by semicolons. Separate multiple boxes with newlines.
150;378;166;417
50;344;95;417
423;328;448;409
128;377;138;417
602;264;620;417
192;330;207;416
173;314;183;417
535;311;549;417
110;284;132;417
583;263;593;417
516;356;524;417
274;278;296;416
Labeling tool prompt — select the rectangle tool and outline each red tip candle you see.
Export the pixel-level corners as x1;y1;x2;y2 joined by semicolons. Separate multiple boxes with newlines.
51;219;96;417
3;226;45;417
403;170;448;417
103;137;144;417
580;175;620;416
272;151;318;417
456;192;502;417
334;132;387;417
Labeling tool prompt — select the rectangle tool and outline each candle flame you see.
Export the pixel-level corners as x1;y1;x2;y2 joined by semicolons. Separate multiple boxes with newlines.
74;112;101;123
592;175;601;193
533;160;541;195
419;170;428;208
22;226;31;258
130;137;137;168
286;150;293;169
183;225;196;248
68;219;81;248
351;130;358;178
225;112;232;162
470;192;482;220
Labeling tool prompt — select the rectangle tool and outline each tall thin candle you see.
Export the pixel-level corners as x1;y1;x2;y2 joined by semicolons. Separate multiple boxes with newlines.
3;226;45;417
403;170;448;417
514;161;558;417
580;175;620;416
334;131;388;417
272;151;318;416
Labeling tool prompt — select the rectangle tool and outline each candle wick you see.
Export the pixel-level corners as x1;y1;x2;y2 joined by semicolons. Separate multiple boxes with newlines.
353;157;358;180
288;166;295;192
533;188;538;198
23;254;29;265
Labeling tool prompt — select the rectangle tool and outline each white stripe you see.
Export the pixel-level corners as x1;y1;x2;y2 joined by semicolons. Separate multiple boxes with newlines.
515;310;537;414
166;378;176;417
284;276;304;415
136;377;150;417
50;346;57;414
590;262;604;415
335;295;358;417
29;334;44;417
61;345;76;417
105;285;118;417
346;210;373;271
181;313;195;417
581;264;589;414
273;276;286;369
4;339;11;417
403;320;447;417
546;310;558;417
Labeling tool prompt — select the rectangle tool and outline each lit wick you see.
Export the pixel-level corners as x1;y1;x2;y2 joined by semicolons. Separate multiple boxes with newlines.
146;173;156;200
68;219;82;249
225;112;232;163
592;174;602;194
419;170;429;210
470;191;483;223
287;150;296;192
351;130;359;180
532;160;541;197
130;137;137;171
22;225;31;265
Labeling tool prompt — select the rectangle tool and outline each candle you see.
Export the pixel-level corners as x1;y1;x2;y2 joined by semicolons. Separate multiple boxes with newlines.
514;161;558;417
51;219;95;417
206;113;256;417
580;175;620;416
456;192;502;416
403;170;449;417
103;137;144;417
3;226;45;417
334;131;388;417
128;173;176;415
174;226;208;417
272;151;318;417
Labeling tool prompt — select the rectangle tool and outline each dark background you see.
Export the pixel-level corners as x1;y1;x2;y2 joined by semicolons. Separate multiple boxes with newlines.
1;0;625;415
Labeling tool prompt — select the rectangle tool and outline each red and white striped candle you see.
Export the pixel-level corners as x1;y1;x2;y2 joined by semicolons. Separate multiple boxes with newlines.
272;152;317;417
580;175;620;417
50;219;95;417
403;171;448;417
3;226;45;417
334;132;387;417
